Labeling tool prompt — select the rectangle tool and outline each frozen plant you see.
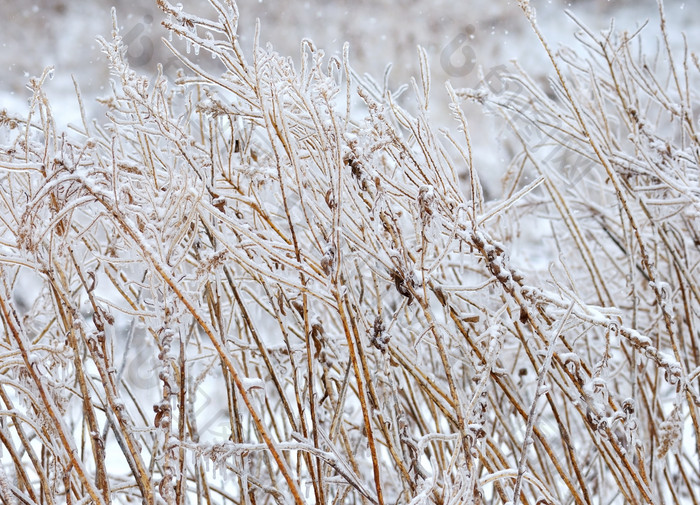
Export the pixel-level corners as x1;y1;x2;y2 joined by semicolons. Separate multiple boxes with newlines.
0;0;698;504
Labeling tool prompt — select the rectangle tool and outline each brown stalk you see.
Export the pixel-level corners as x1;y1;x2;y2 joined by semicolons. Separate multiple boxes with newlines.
0;281;106;505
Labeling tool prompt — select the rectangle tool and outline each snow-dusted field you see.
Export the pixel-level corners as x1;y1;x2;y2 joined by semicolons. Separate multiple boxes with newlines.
0;1;699;504
1;0;695;182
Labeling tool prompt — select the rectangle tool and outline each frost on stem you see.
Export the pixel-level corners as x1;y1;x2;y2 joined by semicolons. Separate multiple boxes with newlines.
0;1;699;505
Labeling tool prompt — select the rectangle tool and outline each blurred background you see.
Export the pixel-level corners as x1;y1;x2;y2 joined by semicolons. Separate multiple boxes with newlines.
0;0;696;185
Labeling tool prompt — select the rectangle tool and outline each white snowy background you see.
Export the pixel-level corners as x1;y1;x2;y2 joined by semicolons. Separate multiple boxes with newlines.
2;0;696;184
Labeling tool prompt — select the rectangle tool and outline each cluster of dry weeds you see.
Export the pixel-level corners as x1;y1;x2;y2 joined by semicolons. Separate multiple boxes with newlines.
0;1;698;504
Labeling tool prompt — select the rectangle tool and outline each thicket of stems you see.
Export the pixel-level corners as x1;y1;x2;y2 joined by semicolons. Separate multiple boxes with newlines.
0;1;697;504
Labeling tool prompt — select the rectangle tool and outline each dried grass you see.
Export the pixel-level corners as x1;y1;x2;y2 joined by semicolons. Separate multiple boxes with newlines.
0;1;698;504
